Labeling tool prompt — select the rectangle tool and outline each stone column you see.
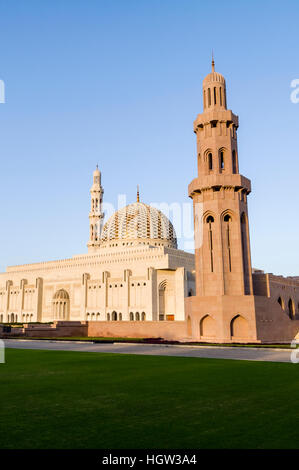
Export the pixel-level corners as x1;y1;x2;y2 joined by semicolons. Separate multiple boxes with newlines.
81;273;90;319
148;268;157;321
4;280;12;322
35;278;43;322
123;269;131;321
19;279;27;321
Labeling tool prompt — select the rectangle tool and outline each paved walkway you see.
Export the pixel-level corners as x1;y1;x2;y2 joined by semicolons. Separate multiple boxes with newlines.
3;339;294;363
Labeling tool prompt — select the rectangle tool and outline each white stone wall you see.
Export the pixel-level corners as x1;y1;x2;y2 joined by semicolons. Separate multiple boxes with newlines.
0;245;195;323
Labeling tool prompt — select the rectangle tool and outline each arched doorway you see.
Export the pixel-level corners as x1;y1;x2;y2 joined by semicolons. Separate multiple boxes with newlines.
200;315;216;338
53;289;70;320
159;281;166;321
230;315;249;340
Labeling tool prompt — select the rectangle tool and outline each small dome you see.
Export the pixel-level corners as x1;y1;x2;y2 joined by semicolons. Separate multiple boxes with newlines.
203;71;225;87
100;202;177;249
53;289;69;300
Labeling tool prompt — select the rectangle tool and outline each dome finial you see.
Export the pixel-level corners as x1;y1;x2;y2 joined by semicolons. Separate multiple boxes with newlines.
137;185;140;203
212;50;215;72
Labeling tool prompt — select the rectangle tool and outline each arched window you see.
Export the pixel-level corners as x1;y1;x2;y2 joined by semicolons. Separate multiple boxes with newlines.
119;313;122;321
130;312;134;321
220;151;225;170
208;153;213;171
219;87;222;106
214;87;217;105
53;289;70;321
141;312;146;321
135;312;140;321
232;150;237;174
224;214;232;272
112;311;117;321
188;289;194;297
241;213;250;294
288;299;295;319
107;313;110;321
208;88;211;106
206;216;214;272
278;297;284;310
203;90;206;109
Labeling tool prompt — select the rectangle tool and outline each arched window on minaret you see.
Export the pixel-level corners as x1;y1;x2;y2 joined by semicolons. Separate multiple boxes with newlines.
288;299;295;319
232;150;238;174
208;153;213;171
224;214;232;272
278;297;284;310
208;88;211;107
204;90;206;109
220;150;225;171
219;87;222;106
206;216;214;272
241;213;250;294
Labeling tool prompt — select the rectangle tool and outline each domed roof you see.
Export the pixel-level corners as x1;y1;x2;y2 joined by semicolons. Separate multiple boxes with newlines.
203;71;225;86
53;289;69;300
100;202;177;249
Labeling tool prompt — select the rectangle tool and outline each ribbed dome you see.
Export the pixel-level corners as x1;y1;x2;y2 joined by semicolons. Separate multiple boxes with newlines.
53;289;69;300
203;71;225;87
100;202;177;249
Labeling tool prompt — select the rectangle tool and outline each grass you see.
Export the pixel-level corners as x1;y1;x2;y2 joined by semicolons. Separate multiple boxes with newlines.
0;348;299;449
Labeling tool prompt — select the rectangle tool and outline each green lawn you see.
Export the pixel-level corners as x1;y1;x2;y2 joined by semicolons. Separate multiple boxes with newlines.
0;349;299;449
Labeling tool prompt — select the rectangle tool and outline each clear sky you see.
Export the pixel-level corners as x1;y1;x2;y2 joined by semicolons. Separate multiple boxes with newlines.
0;0;298;276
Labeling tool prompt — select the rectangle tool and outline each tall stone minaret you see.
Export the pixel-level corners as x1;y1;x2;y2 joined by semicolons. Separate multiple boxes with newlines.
87;166;104;252
189;59;253;297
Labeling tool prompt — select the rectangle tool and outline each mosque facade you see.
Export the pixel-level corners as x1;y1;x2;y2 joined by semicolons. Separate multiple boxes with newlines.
1;61;299;343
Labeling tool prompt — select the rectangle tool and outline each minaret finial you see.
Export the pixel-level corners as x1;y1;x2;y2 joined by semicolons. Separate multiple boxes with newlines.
212;50;215;72
137;185;140;203
96;163;98;170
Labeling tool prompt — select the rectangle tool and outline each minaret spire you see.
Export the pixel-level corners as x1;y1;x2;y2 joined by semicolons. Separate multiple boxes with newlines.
87;166;104;253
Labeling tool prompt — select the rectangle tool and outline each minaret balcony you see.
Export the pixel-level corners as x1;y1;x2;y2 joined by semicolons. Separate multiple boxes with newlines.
194;110;239;132
188;174;251;197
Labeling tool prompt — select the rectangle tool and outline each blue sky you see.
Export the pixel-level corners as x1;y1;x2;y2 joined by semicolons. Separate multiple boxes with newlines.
0;0;298;276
